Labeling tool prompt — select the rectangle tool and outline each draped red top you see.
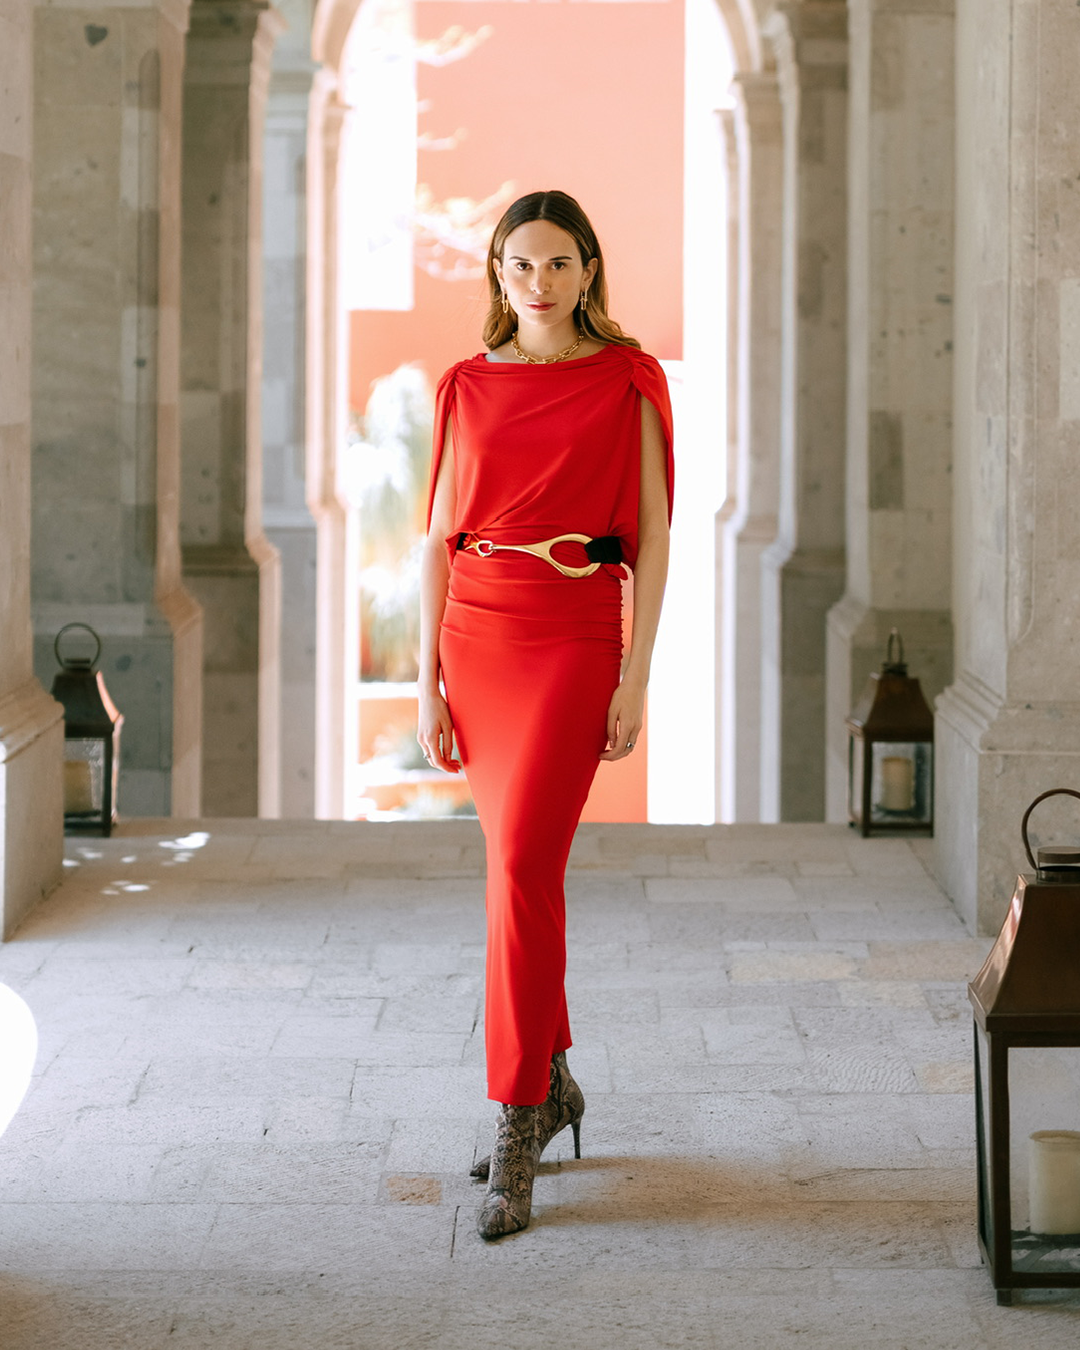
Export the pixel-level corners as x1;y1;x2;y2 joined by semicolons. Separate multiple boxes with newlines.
427;344;674;571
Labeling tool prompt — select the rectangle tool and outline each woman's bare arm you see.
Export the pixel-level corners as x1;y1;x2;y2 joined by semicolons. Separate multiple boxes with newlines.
417;423;461;773
599;396;670;761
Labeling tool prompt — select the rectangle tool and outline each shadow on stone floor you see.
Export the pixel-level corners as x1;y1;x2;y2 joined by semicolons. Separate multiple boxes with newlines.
0;1273;179;1346
531;1153;948;1225
443;1155;778;1219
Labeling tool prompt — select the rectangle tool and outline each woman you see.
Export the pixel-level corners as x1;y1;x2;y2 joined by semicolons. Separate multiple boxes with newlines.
417;190;673;1240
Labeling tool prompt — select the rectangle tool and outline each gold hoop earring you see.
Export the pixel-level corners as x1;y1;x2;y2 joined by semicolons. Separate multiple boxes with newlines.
501;290;509;315
580;289;589;319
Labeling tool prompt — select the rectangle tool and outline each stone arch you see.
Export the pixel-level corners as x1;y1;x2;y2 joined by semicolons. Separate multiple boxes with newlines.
713;0;766;75
312;0;364;72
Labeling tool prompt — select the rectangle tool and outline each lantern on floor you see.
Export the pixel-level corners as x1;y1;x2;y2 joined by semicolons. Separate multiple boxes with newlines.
845;629;933;836
969;789;1080;1305
50;624;123;837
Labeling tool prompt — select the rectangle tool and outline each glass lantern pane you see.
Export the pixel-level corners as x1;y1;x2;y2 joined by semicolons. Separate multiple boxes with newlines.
63;738;104;817
975;1025;993;1251
110;724;121;819
847;739;864;820
848;735;864;824
868;742;932;826
1008;1047;1080;1276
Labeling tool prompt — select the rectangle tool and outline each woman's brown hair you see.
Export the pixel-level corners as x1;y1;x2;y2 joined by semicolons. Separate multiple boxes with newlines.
481;190;641;351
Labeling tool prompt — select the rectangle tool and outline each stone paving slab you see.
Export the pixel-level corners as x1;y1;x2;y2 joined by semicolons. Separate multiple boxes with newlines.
0;821;1077;1348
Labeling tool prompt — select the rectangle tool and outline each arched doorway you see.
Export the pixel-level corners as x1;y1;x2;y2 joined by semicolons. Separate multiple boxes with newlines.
307;0;767;823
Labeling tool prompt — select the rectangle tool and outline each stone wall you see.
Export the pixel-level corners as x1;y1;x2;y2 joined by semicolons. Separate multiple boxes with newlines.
30;0;203;820
824;0;955;822
0;0;64;936
936;0;1080;932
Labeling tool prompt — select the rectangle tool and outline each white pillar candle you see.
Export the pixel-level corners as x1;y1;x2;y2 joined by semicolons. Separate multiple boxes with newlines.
879;755;915;812
63;760;95;814
1029;1130;1080;1234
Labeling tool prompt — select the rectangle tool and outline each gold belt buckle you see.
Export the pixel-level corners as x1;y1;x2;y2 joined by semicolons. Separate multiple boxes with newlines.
467;533;599;578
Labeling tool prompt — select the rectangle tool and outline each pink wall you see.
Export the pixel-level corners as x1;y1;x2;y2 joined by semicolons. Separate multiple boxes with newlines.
350;0;685;407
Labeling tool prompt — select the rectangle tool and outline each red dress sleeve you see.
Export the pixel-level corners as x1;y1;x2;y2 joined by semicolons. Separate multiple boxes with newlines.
624;349;675;525
425;358;468;530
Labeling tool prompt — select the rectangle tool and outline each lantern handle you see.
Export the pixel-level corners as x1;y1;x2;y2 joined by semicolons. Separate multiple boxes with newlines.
54;623;102;672
1020;788;1080;871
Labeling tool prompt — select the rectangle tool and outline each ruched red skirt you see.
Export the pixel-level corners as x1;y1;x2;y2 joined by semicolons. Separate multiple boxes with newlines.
439;549;624;1105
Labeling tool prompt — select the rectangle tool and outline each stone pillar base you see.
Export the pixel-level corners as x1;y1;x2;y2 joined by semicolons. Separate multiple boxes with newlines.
825;597;953;823
33;588;203;820
934;673;1080;935
157;585;205;818
0;680;64;939
313;499;355;820
183;539;281;818
266;519;317;818
718;510;777;822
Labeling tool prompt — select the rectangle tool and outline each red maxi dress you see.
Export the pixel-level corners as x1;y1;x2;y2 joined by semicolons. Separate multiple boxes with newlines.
429;343;674;1106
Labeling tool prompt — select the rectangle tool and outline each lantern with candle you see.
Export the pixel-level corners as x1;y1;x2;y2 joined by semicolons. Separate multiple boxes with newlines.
49;624;123;837
969;789;1080;1304
845;629;933;836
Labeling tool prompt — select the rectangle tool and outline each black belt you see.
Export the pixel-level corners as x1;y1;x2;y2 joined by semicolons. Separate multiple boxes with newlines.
455;532;623;578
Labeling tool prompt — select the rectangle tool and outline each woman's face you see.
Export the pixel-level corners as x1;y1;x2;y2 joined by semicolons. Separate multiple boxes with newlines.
493;220;597;330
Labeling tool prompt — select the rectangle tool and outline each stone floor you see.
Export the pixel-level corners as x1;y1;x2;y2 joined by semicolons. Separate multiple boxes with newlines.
0;819;1078;1349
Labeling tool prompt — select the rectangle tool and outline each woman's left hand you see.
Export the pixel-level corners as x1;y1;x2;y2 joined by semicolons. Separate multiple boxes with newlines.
600;675;646;761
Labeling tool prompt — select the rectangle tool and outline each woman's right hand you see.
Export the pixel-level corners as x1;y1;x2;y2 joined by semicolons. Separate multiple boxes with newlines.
417;688;461;773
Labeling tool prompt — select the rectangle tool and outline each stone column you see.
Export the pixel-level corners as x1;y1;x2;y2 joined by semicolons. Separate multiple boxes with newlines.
180;0;284;817
717;72;784;821
824;0;955;821
31;0;204;820
937;0;1080;932
306;65;356;819
262;13;318;818
0;0;64;938
760;0;849;821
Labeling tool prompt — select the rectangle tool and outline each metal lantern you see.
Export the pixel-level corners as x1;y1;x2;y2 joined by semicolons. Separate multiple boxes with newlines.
50;623;123;837
845;629;933;836
969;789;1080;1305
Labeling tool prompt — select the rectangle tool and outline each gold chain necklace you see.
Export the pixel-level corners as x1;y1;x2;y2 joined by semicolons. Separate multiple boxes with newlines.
511;330;584;365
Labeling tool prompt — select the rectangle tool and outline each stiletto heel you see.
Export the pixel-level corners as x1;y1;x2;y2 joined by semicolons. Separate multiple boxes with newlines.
470;1051;585;1180
476;1103;540;1240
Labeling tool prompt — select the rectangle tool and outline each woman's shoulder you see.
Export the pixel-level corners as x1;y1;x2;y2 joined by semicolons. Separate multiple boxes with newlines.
437;355;483;378
434;355;486;398
610;343;662;368
608;344;668;393
602;343;665;380
609;346;672;430
437;352;501;383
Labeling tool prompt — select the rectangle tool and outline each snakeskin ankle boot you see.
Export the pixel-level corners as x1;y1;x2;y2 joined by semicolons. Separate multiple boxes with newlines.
471;1052;584;1182
476;1103;540;1240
